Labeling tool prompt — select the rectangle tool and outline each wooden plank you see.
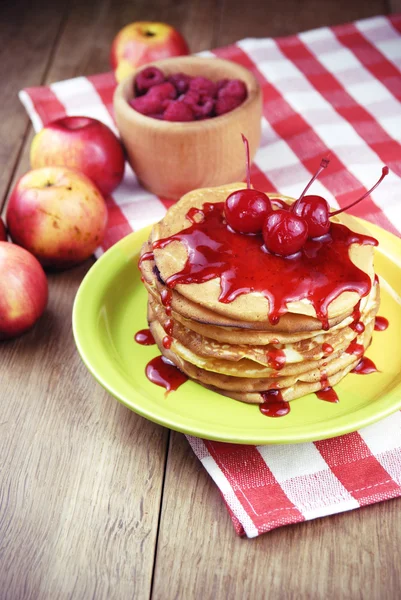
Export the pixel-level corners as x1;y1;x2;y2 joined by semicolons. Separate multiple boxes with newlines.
0;0;69;209
151;433;401;599
216;0;387;44
389;0;401;13
0;0;220;598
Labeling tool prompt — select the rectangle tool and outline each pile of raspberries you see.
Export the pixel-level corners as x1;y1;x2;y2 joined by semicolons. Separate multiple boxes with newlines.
129;66;248;122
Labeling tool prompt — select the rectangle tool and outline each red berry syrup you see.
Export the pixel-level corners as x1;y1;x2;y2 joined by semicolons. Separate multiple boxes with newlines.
152;202;377;330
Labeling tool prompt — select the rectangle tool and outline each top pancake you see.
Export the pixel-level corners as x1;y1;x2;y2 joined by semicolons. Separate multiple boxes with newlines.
150;183;376;324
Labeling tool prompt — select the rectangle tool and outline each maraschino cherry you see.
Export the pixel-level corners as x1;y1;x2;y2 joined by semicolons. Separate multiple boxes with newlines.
263;209;308;256
292;161;389;239
291;157;331;237
224;135;272;233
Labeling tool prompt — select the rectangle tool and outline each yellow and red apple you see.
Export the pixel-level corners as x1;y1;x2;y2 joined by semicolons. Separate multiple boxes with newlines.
6;166;108;269
0;242;48;340
30;116;125;196
0;217;7;241
111;21;189;82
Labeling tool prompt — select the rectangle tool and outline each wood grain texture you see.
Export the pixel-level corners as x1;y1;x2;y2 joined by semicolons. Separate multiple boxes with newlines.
389;0;401;13
1;0;401;599
216;0;387;44
0;0;219;598
0;0;69;208
0;261;169;599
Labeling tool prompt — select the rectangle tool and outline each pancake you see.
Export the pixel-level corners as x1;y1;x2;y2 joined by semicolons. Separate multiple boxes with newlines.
150;185;375;323
149;317;373;402
148;283;378;367
140;244;372;339
138;181;380;408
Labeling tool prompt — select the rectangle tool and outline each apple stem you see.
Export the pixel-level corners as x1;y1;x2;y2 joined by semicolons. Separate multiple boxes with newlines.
330;166;389;217
295;155;331;205
241;133;251;189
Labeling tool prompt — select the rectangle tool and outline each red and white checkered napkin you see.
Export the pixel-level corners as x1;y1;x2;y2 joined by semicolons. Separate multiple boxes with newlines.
20;15;401;537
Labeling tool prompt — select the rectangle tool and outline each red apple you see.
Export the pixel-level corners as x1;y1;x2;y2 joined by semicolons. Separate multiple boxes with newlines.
0;217;7;241
111;21;189;83
0;242;48;340
30;116;125;196
6;167;108;269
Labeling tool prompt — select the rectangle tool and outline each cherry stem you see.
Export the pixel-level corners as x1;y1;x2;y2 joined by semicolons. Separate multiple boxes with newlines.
330;166;389;217
295;156;331;206
241;133;251;189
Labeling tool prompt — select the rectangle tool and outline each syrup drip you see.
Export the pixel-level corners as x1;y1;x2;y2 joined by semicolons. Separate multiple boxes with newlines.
164;318;174;336
316;370;339;403
322;343;334;355
351;301;361;325
350;321;365;334
138;251;154;267
153;203;377;329
374;316;389;331
266;347;286;370
259;390;290;417
186;207;205;224
161;289;173;316
346;338;364;357
316;387;339;403
145;356;188;393
135;328;156;345
162;335;173;349
320;370;329;388
352;356;378;374
374;274;379;285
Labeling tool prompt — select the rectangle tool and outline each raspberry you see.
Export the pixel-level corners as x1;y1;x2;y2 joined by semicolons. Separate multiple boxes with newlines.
215;95;243;116
163;101;195;122
129;95;164;116
181;91;214;119
216;78;229;92
167;72;192;94
147;82;177;102
189;76;217;98
135;66;165;95
217;79;247;102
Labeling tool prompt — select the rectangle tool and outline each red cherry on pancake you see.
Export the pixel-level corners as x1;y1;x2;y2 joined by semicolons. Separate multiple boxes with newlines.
225;189;272;233
263;209;308;256
292;160;389;240
224;133;271;233
292;194;331;238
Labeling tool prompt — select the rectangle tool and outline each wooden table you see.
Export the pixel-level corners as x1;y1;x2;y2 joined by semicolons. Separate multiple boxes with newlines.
1;1;401;598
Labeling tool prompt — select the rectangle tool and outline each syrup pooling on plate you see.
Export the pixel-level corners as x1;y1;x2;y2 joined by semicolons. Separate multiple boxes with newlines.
145;356;188;393
374;316;389;331
135;328;156;345
352;356;378;374
316;370;339;403
259;390;291;417
153;202;377;329
316;387;339;403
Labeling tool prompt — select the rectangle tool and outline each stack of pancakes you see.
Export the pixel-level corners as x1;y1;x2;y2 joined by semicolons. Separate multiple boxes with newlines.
139;183;379;404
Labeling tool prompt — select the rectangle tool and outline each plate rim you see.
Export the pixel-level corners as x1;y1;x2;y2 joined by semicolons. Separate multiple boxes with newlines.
72;218;401;445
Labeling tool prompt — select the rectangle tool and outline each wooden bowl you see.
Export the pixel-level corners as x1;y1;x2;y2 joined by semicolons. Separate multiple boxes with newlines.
113;56;262;200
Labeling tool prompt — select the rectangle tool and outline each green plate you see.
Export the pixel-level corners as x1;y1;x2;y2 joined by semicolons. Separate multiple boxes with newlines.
72;220;401;445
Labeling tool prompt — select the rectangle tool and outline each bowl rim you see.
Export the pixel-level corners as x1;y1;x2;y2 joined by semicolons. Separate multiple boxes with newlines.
113;55;262;131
